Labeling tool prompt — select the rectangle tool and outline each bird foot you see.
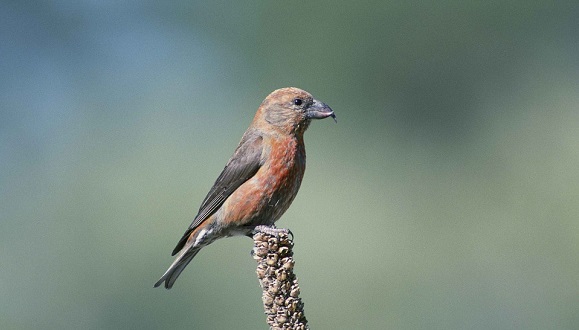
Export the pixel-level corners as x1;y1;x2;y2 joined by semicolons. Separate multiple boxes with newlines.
252;225;293;240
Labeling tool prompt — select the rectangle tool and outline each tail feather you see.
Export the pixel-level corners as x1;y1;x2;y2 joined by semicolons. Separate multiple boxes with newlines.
154;247;200;289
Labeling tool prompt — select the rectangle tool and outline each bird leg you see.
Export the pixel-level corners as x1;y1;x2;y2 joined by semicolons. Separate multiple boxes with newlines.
252;225;293;240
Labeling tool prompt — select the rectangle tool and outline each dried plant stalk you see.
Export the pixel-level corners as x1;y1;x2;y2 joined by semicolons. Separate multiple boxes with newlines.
252;227;309;330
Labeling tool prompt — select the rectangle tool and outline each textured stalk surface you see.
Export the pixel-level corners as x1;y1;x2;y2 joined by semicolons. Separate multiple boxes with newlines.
252;228;309;330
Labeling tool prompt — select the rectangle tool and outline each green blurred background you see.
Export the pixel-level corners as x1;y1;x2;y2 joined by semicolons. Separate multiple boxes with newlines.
2;1;578;329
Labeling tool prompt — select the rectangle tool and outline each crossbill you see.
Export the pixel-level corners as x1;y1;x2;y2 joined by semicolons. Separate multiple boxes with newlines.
154;87;335;289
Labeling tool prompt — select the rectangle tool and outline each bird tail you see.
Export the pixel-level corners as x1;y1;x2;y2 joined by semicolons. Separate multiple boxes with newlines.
154;246;201;289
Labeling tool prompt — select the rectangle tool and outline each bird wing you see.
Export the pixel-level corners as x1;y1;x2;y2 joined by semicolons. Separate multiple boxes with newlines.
171;133;263;255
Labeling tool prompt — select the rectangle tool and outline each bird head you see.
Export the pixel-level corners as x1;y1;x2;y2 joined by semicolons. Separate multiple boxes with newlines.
255;87;335;135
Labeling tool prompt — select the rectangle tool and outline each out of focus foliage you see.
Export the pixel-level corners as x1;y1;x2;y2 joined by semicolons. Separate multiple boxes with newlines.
1;1;578;329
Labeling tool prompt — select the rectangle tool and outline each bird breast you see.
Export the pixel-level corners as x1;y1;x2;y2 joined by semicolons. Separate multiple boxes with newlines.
222;136;306;227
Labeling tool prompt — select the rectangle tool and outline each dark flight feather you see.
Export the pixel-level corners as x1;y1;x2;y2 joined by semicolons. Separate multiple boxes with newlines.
171;133;263;255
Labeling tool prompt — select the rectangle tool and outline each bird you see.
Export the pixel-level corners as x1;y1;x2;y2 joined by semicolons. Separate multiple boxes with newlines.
154;87;335;289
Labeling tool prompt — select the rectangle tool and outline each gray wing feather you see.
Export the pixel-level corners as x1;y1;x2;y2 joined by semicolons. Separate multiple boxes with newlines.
171;133;263;255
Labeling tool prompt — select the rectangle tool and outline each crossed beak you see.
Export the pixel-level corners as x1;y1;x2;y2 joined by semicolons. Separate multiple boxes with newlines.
306;99;337;123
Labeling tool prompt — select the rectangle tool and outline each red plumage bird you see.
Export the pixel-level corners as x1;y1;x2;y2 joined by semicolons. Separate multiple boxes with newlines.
154;87;335;289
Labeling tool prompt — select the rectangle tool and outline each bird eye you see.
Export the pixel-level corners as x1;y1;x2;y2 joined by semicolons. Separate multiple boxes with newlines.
293;98;303;106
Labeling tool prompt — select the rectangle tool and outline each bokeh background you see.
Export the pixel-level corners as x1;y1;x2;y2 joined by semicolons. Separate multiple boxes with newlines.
2;1;578;329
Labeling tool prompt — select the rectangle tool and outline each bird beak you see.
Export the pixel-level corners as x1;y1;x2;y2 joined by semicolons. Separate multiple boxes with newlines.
306;99;337;123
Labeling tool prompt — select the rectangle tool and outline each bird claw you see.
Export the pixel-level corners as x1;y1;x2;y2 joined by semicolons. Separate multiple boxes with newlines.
253;225;293;240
